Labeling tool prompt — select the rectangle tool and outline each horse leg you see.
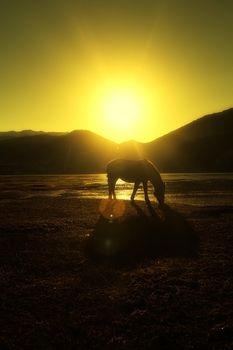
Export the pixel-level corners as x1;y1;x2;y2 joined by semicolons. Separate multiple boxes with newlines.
108;177;117;199
108;176;113;199
143;181;150;202
112;179;117;199
131;181;140;201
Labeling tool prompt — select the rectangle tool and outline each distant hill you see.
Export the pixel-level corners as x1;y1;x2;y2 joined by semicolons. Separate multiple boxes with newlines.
145;108;233;172
0;130;117;174
0;130;66;141
112;108;233;172
0;108;232;173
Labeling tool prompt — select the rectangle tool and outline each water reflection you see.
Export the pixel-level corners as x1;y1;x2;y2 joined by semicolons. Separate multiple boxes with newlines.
0;173;233;206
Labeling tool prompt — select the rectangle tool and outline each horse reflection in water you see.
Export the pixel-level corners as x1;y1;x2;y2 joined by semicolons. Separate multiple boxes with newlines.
107;159;165;206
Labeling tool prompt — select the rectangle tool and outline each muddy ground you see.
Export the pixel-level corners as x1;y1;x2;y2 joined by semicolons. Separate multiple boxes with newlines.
0;197;232;349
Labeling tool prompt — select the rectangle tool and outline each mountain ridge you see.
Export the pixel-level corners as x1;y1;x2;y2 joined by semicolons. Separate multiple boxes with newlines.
0;130;67;141
0;108;232;173
1;108;232;144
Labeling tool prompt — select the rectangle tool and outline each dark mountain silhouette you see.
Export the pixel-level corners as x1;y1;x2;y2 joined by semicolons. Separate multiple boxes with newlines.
0;130;66;141
113;108;233;172
0;130;117;174
0;108;232;173
144;107;233;172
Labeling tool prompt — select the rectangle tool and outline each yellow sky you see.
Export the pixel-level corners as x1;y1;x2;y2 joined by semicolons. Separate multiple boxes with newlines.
0;1;233;142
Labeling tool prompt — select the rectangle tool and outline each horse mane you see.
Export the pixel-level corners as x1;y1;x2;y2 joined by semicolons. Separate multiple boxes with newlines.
144;159;161;174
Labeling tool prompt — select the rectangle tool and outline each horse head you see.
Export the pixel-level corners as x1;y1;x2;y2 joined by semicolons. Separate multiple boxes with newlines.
154;181;165;207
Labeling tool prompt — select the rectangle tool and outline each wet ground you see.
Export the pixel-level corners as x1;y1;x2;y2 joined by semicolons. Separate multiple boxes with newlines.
0;190;232;349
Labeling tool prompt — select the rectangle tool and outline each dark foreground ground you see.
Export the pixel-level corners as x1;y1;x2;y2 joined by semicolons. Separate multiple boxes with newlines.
0;197;232;349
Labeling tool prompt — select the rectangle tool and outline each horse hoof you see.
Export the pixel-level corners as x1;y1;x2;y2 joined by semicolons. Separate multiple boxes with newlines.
158;203;165;210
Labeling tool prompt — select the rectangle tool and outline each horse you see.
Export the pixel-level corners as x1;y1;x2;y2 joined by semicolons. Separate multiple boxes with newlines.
107;159;165;205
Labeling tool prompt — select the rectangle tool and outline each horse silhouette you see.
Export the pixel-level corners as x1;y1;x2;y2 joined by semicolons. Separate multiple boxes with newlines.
107;159;165;205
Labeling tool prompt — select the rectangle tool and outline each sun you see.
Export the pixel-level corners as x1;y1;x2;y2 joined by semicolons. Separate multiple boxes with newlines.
86;81;155;142
103;90;142;130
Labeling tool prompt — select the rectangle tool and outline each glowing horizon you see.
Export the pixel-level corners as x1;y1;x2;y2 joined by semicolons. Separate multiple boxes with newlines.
0;1;233;143
1;105;232;144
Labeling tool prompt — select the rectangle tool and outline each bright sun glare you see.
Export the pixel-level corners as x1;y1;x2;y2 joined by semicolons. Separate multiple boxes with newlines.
103;91;141;130
88;82;155;143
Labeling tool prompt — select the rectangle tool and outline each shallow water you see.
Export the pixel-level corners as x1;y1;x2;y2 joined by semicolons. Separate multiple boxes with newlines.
0;173;233;207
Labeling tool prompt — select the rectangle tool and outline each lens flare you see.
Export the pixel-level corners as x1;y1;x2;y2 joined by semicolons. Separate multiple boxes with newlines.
99;199;126;220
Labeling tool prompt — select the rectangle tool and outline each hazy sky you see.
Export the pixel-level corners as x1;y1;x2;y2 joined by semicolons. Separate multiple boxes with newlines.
0;0;233;142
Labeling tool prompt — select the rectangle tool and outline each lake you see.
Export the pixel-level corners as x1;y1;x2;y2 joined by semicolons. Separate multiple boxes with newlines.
1;173;233;206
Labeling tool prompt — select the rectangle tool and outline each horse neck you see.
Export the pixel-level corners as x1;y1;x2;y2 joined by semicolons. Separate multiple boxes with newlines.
149;168;162;189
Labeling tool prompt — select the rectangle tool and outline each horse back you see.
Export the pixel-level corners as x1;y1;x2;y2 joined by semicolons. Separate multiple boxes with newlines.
107;159;151;182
